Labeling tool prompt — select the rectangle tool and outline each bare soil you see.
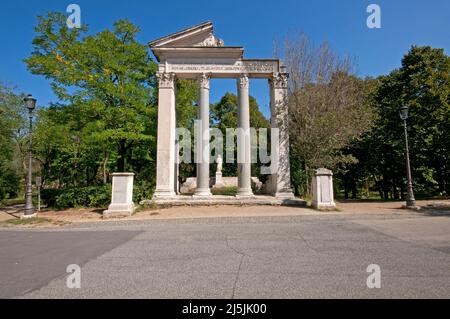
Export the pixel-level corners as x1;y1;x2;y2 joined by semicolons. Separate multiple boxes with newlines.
1;199;449;228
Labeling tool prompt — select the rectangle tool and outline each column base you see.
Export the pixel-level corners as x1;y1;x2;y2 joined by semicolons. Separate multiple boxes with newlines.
193;188;212;198
312;201;336;210
213;172;224;188
21;212;37;219
103;203;135;218
236;188;254;198
402;204;421;211
274;191;295;199
153;189;176;199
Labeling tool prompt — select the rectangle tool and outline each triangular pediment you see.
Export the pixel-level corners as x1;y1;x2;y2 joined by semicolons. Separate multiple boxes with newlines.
149;21;224;48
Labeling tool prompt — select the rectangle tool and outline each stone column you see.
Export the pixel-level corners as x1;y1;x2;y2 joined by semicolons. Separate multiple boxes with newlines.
236;73;254;197
153;72;177;199
269;72;294;198
194;73;212;197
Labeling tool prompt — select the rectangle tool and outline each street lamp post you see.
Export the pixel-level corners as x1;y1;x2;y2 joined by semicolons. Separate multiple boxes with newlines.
23;94;36;218
399;105;416;208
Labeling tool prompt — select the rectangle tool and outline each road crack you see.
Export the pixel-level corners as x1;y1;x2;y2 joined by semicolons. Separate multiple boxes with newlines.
225;237;246;299
296;231;319;253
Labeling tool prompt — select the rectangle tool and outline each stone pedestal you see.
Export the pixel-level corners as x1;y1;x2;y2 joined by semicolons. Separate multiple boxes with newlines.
103;173;135;218
312;168;336;210
213;172;225;188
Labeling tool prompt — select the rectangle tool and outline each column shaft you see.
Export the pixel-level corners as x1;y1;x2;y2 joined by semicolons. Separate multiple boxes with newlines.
194;73;212;197
237;74;254;197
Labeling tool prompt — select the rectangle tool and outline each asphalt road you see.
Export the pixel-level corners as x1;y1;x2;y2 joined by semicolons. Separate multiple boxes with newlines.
1;212;449;298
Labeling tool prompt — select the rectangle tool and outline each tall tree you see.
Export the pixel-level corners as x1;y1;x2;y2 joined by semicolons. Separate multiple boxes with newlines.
175;79;198;183
278;33;375;194
24;13;157;173
353;46;450;198
0;84;26;200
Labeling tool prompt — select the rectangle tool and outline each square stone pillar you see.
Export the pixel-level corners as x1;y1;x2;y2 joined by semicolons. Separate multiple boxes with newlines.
269;72;294;198
153;72;177;199
103;173;135;218
312;168;336;209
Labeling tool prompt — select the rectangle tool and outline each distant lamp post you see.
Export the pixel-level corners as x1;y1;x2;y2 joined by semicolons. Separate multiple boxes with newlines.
399;105;416;208
23;94;37;218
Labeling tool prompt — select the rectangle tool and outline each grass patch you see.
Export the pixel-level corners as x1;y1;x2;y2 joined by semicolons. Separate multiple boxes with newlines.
1;217;52;226
0;196;42;208
0;198;25;208
211;186;238;196
0;216;70;227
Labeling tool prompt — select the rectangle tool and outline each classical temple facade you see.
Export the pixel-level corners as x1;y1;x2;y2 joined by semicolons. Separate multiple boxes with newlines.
149;22;295;203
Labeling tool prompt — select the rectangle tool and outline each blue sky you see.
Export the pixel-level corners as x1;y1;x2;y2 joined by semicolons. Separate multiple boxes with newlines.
0;0;449;117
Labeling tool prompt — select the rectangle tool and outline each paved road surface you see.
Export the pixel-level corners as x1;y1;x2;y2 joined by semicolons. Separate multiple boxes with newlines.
1;211;449;298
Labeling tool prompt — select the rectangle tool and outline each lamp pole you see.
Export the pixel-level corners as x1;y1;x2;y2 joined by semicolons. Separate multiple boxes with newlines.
23;94;36;218
399;105;416;208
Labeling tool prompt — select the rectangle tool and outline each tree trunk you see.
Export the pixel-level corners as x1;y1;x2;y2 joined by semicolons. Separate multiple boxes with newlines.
103;150;109;184
400;183;405;200
117;140;126;172
351;179;357;199
393;179;399;200
305;164;311;196
382;174;389;199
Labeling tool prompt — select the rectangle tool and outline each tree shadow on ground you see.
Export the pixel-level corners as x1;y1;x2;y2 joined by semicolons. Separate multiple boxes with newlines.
420;205;450;217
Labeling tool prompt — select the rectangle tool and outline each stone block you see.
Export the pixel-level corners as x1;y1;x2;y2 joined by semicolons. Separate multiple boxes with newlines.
103;173;135;218
312;168;336;210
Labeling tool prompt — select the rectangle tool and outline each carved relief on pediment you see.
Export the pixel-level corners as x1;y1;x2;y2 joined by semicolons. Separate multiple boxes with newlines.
196;34;224;47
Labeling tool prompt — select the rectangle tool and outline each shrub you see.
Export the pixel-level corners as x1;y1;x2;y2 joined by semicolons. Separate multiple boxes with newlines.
42;186;111;209
133;180;155;203
41;181;155;209
0;167;20;201
41;188;64;207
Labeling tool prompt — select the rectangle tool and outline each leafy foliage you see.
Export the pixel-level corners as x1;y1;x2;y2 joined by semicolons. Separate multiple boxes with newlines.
41;186;111;208
280;33;376;195
0;84;26;200
25;13;157;173
339;46;450;199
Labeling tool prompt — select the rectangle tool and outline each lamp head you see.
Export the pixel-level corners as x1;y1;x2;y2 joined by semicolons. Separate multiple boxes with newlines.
399;105;409;121
24;94;36;110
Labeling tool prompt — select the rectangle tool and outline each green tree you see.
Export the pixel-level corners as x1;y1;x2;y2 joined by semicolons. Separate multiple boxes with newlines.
25;13;157;173
0;84;26;200
353;46;450;199
175;79;198;183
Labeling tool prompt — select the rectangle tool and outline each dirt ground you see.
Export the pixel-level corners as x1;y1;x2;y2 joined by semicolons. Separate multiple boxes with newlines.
1;199;449;228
